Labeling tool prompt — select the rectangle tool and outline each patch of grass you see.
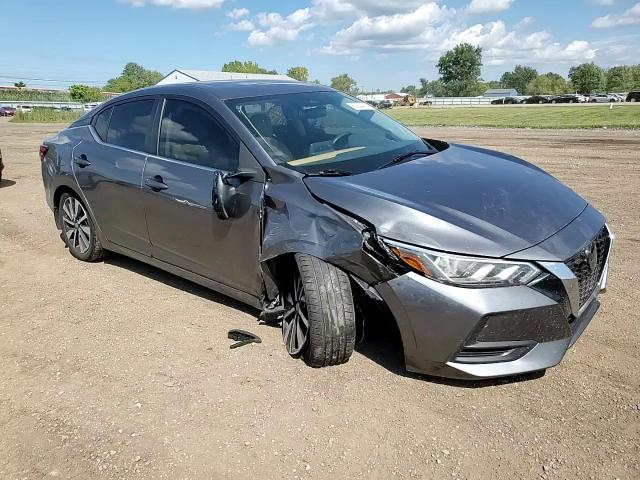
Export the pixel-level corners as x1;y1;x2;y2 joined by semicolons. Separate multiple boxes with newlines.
388;105;640;129
11;108;83;123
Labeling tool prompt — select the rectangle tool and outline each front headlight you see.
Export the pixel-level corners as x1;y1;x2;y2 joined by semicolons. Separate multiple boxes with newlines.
383;239;541;287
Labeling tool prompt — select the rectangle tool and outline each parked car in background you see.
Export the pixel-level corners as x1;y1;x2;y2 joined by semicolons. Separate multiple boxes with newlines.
611;93;626;102
16;105;32;113
0;147;4;183
627;91;640;102
490;97;522;105
550;94;582;104
589;93;617;103
523;95;550;104
377;99;392;109
0;106;17;116
40;80;612;380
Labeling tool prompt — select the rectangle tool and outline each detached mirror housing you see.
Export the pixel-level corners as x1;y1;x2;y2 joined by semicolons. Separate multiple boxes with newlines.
212;169;257;220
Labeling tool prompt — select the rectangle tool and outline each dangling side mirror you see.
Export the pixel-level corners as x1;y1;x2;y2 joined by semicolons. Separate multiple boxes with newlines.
213;170;257;220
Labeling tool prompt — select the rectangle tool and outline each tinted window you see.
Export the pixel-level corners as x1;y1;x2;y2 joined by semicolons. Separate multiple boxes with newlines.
159;99;238;170
106;100;155;153
93;107;112;141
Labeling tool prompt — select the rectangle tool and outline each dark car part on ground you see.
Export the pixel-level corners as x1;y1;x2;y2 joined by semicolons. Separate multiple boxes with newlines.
227;329;262;349
40;80;611;380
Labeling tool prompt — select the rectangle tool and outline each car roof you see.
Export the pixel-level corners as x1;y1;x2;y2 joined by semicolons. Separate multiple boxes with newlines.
107;80;334;103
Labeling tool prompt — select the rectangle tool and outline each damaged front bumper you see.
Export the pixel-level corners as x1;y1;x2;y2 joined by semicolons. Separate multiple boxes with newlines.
374;266;606;380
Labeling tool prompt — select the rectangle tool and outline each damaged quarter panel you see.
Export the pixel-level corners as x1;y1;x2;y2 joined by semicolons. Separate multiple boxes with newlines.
260;166;396;286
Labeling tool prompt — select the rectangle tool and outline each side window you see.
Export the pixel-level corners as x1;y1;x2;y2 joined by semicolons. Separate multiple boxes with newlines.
106;100;155;153
93;107;112;141
159;99;238;170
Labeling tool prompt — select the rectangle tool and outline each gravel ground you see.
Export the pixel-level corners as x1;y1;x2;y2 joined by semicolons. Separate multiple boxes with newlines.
1;118;639;480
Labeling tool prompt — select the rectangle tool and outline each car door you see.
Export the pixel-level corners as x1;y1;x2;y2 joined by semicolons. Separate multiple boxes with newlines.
73;98;159;255
142;97;264;297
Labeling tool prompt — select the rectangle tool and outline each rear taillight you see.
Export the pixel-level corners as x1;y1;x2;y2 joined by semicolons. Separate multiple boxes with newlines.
39;145;48;162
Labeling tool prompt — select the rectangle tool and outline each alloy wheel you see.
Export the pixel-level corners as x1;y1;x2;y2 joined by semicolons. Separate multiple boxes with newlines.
282;273;309;355
62;197;91;254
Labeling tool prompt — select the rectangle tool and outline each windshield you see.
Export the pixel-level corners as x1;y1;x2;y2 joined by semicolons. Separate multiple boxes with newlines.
225;91;426;175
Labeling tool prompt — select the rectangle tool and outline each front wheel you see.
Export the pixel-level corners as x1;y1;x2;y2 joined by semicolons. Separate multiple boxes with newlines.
58;193;104;262
282;254;356;367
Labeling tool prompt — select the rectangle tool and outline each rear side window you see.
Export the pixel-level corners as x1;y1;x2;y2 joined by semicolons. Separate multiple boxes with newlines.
106;100;155;153
93;107;112;141
159;99;238;170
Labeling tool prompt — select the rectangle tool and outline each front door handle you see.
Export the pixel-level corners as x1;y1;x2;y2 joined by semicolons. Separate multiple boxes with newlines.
74;154;91;168
144;175;168;192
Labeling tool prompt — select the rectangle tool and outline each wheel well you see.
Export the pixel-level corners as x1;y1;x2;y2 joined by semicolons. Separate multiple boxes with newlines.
264;252;376;343
53;185;78;209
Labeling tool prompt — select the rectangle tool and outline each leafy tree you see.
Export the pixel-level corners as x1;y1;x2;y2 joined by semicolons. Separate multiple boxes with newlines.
480;80;502;93
527;73;568;95
499;65;538;95
418;78;446;97
400;85;417;96
568;63;605;94
311;79;322;85
14;81;26;88
287;66;309;82
222;60;276;74
105;63;164;92
605;65;635;92
69;84;103;103
330;74;357;94
436;43;483;96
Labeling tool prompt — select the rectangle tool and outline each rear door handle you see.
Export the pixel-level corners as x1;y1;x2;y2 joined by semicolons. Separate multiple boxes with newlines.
74;154;91;168
144;175;168;192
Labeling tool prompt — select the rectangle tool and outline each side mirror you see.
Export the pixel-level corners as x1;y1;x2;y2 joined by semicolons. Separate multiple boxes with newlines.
213;170;256;220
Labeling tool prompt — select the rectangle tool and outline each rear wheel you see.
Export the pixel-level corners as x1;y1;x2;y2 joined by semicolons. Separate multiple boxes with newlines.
58;193;104;262
282;254;356;367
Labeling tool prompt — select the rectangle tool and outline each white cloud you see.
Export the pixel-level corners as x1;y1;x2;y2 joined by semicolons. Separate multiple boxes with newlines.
311;0;427;20
226;7;249;18
123;0;225;8
226;19;254;31
466;0;515;15
591;2;640;27
247;8;313;46
320;4;596;66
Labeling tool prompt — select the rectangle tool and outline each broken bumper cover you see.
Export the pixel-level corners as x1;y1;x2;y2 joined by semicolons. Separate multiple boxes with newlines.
374;271;603;380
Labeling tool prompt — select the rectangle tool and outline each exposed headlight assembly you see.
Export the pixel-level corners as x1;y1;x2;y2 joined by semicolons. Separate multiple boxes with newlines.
383;239;541;287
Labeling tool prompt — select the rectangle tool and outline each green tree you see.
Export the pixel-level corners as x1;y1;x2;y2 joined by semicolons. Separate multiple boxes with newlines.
287;66;309;82
105;63;164;92
14;81;26;88
436;43;483;96
222;60;276;74
330;74;357;94
400;85;417;96
568;63;605;94
499;65;538;95
527;73;568;95
605;66;634;92
69;84;103;103
418;78;446;97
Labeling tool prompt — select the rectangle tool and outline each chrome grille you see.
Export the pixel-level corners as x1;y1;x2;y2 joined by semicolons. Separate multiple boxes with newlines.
564;227;610;308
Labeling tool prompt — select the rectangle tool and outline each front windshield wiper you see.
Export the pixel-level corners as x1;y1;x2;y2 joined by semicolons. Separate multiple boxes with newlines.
376;150;433;170
305;169;353;177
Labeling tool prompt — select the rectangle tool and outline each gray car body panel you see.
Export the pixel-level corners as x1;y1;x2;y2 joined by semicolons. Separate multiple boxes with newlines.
41;80;610;380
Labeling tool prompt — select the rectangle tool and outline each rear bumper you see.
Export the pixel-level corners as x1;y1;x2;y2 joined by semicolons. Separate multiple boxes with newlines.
374;270;604;380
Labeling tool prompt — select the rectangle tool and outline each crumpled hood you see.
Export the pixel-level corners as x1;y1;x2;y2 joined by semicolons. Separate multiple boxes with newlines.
303;143;588;258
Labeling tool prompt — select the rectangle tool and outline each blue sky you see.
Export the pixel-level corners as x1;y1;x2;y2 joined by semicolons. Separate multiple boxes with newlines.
3;0;639;91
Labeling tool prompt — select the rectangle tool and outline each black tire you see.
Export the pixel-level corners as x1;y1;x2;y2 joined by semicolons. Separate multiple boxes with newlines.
58;192;104;262
286;254;356;367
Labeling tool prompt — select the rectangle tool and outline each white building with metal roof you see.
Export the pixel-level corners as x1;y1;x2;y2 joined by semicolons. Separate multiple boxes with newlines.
157;69;294;85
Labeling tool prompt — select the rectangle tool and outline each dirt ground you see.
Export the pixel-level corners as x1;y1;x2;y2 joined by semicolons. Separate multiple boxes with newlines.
1;118;638;480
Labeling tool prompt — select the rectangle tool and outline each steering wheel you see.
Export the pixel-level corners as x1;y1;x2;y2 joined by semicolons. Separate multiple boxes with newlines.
332;132;351;149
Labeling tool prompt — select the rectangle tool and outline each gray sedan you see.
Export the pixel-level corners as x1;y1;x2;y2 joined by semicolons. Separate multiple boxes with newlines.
40;80;612;380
